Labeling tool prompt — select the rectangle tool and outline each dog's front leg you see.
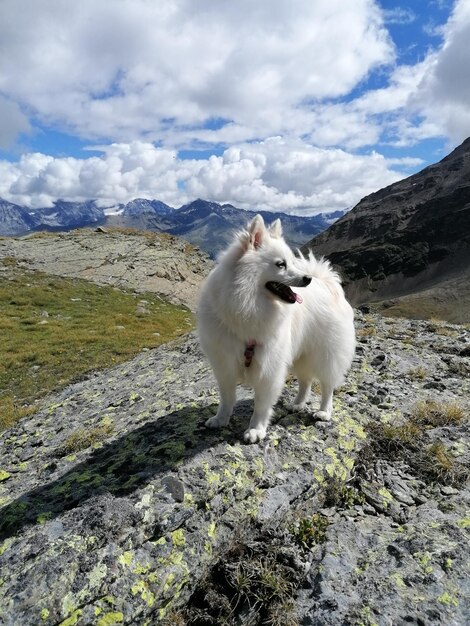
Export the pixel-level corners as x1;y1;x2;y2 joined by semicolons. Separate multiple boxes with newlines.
244;373;285;443
206;367;237;429
316;380;334;421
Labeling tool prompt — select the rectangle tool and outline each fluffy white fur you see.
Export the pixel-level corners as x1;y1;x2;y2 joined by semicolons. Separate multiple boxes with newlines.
197;214;355;443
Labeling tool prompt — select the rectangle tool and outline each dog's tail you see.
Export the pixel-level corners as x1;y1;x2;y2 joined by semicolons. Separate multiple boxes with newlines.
297;249;343;290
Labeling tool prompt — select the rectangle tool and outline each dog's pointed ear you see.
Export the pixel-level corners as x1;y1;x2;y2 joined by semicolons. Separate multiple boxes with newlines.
249;214;267;249
269;218;282;239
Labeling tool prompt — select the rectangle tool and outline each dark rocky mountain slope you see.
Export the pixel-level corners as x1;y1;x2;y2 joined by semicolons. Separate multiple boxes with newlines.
304;137;470;322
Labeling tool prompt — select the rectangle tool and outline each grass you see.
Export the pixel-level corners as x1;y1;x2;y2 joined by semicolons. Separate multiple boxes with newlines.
180;544;300;626
367;421;422;452
0;265;194;430
374;296;470;325
60;421;115;455
411;399;466;427
356;326;377;338
365;400;468;486
406;366;428;381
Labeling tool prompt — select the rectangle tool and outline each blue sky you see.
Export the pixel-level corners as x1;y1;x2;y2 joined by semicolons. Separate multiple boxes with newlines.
0;0;469;212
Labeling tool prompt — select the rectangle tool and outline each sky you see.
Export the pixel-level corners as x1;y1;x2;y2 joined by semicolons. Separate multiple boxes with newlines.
0;0;469;214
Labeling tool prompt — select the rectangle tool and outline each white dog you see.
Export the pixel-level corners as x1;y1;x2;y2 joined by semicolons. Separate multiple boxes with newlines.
198;214;355;443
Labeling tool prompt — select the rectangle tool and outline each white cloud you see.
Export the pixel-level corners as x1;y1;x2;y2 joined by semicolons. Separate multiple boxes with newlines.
0;96;31;149
382;7;416;25
0;0;394;146
0;0;468;216
410;0;470;143
0;139;407;214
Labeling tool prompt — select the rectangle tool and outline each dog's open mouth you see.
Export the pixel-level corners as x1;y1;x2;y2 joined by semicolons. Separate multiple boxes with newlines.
265;281;303;304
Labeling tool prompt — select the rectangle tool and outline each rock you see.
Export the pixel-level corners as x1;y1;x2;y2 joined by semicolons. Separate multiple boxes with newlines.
0;229;211;310
0;303;469;624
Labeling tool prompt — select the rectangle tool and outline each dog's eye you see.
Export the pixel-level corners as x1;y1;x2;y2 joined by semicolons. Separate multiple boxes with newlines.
276;260;287;269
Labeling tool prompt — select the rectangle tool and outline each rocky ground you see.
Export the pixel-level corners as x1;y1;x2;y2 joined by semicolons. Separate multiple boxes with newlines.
1;308;469;625
0;228;210;310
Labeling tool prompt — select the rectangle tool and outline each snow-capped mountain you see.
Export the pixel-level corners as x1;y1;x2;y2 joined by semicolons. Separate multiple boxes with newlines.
0;199;37;236
0;196;344;257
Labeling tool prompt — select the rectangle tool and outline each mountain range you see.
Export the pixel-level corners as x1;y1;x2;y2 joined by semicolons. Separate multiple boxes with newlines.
304;136;470;322
0;197;343;258
2;137;469;321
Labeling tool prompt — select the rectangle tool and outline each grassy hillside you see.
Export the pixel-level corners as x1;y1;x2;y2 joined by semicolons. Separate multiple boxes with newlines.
0;259;193;430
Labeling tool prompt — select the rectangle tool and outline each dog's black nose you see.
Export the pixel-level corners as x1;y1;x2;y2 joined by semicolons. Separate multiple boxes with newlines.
302;276;312;286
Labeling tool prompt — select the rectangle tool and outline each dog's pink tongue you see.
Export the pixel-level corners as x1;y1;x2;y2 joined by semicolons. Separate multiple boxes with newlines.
295;292;303;304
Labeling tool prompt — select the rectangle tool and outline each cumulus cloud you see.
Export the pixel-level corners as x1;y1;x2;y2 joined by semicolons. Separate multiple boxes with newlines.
0;0;394;146
0;139;411;214
295;0;470;151
410;0;470;143
0;96;31;149
0;0;468;214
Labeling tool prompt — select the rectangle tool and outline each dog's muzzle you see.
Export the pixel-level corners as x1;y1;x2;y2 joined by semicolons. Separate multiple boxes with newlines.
265;277;311;304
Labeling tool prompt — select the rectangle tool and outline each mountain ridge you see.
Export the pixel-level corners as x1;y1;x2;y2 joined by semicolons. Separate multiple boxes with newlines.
304;136;470;322
0;197;344;258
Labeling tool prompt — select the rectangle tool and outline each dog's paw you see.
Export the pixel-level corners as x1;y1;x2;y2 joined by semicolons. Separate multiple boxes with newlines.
205;415;228;429
315;410;332;421
290;401;308;412
243;427;267;444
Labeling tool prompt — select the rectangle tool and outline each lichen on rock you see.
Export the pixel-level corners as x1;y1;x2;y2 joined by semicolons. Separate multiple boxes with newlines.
0;312;469;625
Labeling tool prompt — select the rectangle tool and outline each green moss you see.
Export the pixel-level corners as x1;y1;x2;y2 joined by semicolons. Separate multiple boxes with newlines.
0;537;14;556
89;563;108;587
40;608;50;621
414;551;434;574
437;592;459;607
0;470;11;482
171;529;186;547
207;522;216;539
37;512;52;524
59;609;82;626
96;612;124;626
118;550;133;567
132;580;156;608
390;572;406;589
443;558;453;572
378;487;394;507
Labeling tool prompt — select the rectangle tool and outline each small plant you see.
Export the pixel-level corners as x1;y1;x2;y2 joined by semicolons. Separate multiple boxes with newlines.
365;413;469;487
226;555;298;625
367;420;422;452
407;366;427;380
411;400;466;427
61;421;115;454
2;256;18;267
181;546;299;626
356;326;377;338
292;513;329;548
324;477;365;509
416;441;469;486
447;360;470;376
